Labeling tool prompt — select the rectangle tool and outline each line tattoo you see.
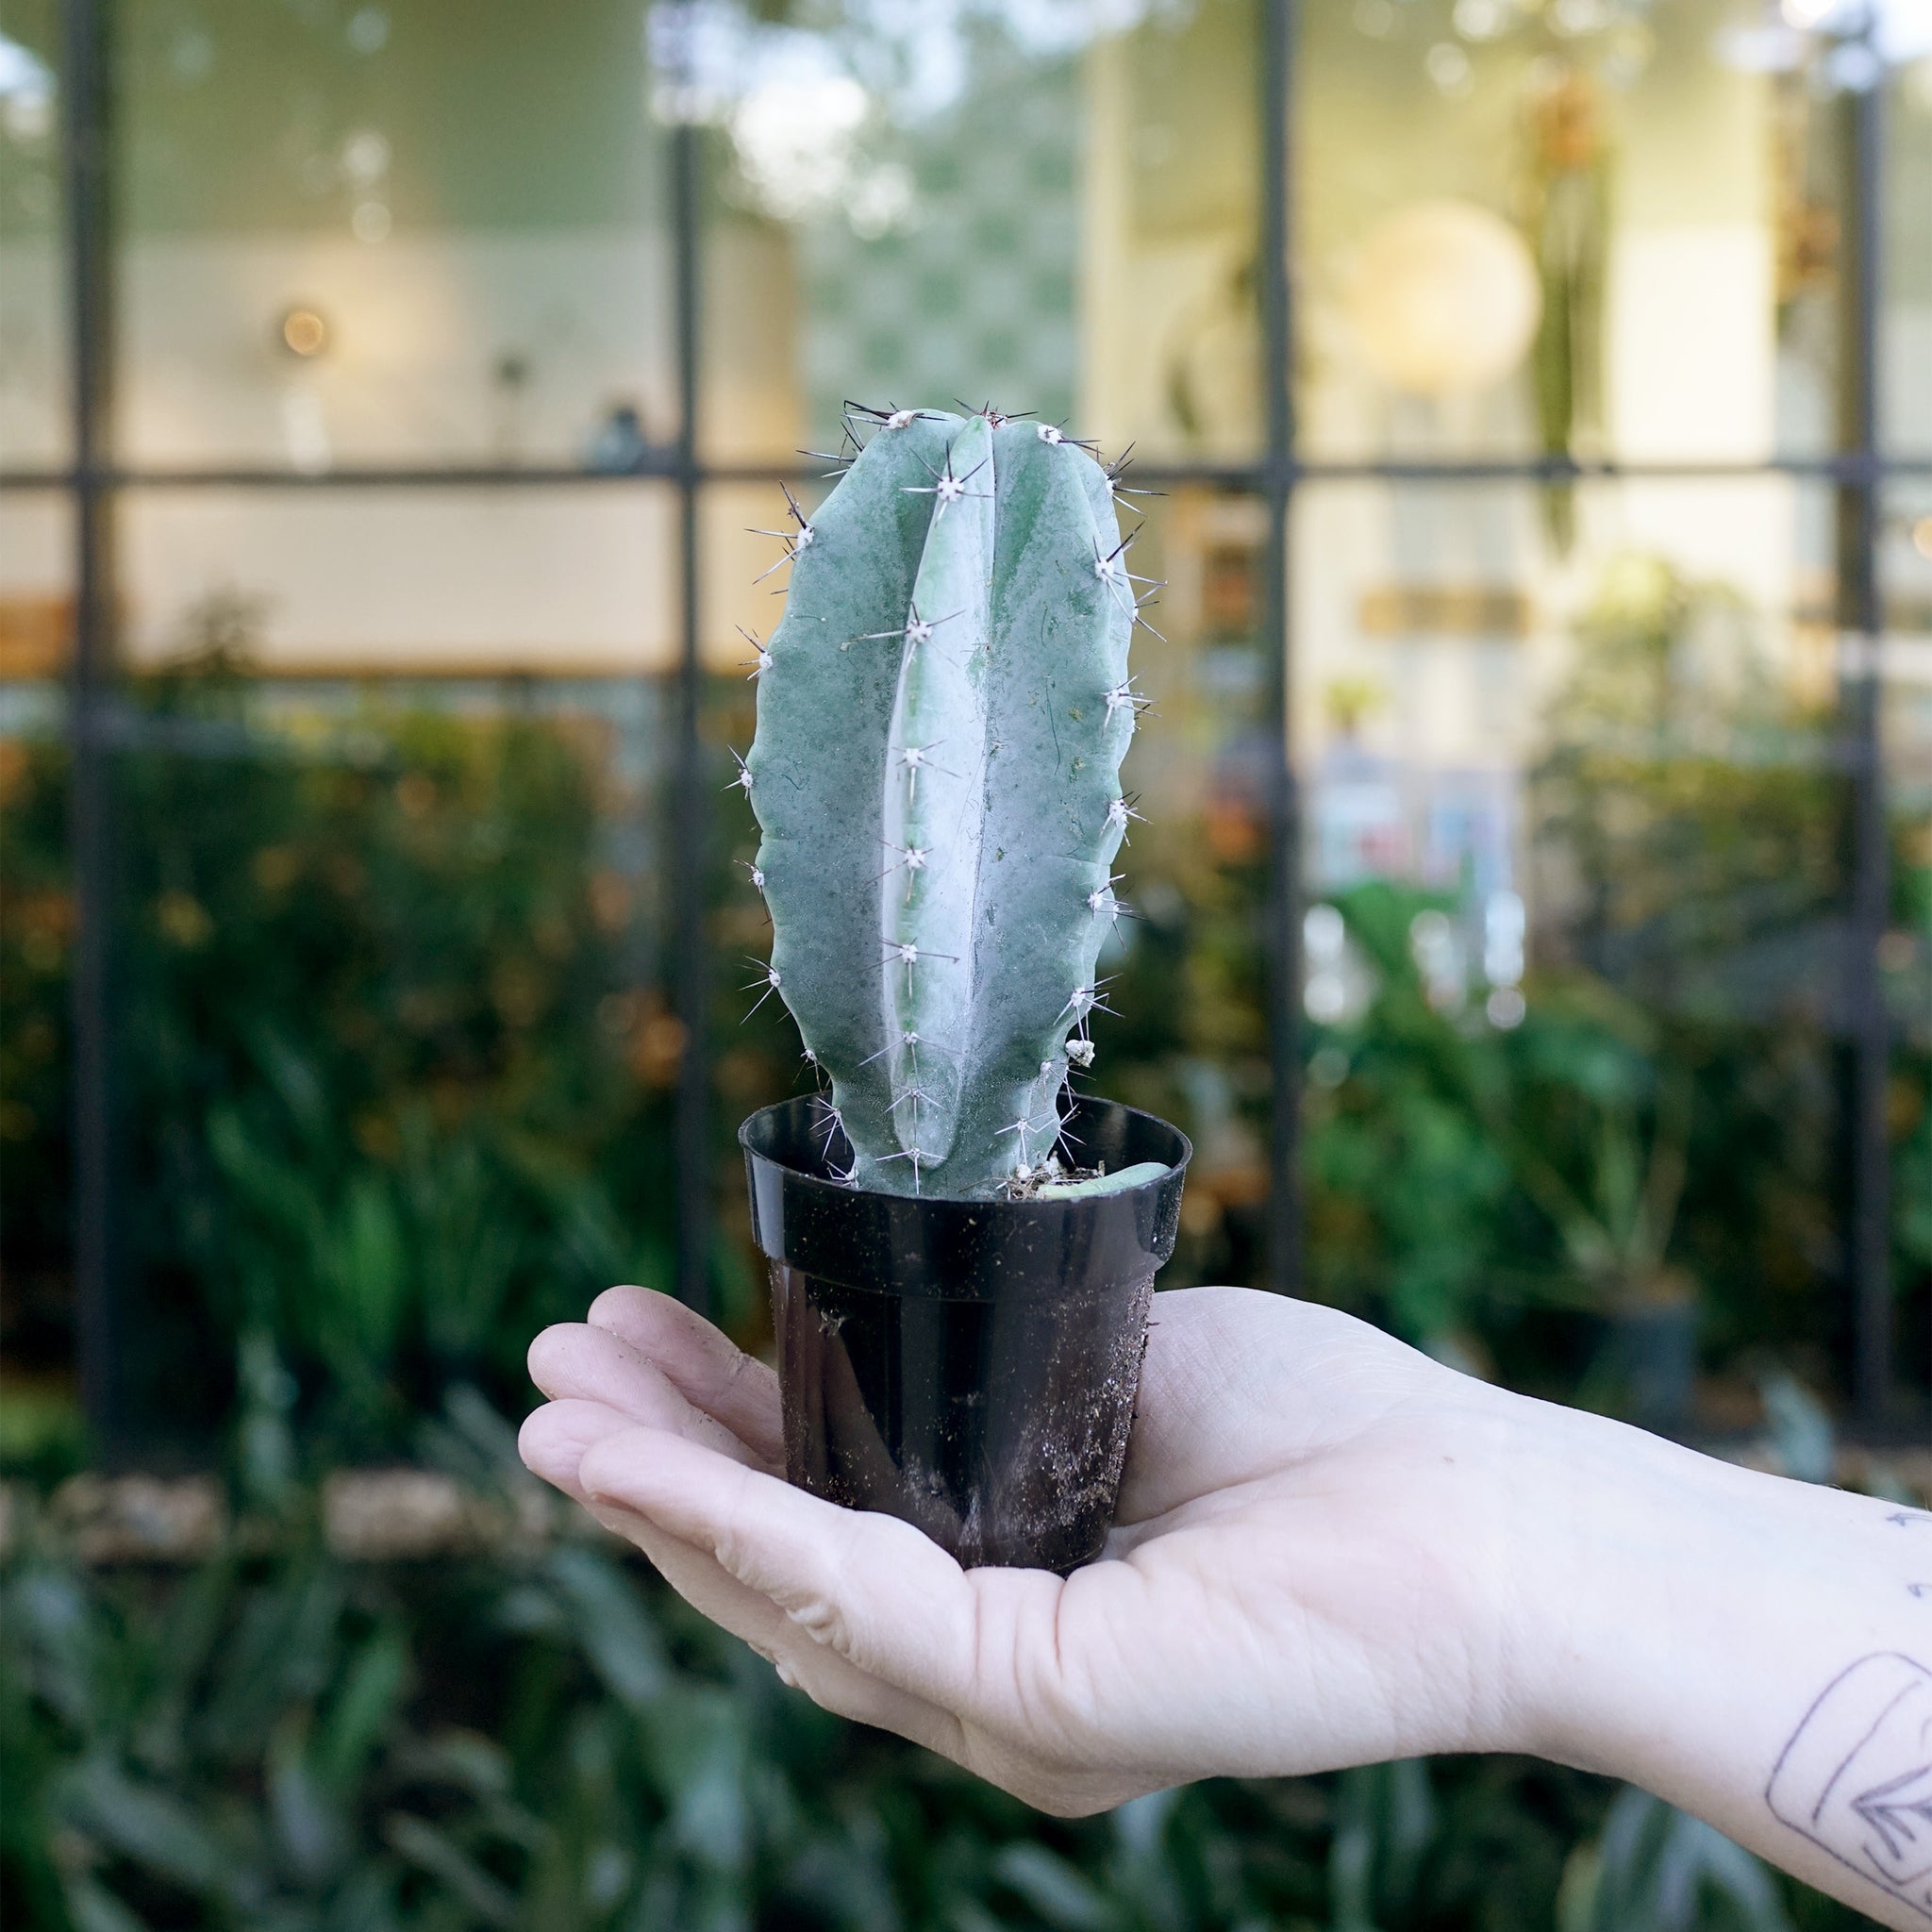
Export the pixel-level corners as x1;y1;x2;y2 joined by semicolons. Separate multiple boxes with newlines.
1767;1651;1932;1921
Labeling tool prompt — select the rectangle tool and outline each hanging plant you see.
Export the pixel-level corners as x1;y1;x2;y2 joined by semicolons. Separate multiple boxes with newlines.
1524;59;1608;553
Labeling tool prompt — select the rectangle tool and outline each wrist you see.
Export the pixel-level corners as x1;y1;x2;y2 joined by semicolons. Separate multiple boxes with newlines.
1486;1395;1846;1790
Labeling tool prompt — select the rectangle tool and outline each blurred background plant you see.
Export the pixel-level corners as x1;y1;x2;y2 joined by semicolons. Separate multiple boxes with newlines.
0;1401;1857;1932
1;614;681;1465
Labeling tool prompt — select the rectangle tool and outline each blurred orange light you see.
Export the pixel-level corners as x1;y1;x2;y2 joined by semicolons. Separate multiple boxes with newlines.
280;308;330;358
1912;516;1932;560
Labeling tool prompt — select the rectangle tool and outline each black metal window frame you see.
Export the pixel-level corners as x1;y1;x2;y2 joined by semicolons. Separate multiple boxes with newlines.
16;0;1923;1441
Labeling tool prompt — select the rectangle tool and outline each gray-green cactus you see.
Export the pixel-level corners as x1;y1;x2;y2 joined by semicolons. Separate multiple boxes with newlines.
741;404;1156;1198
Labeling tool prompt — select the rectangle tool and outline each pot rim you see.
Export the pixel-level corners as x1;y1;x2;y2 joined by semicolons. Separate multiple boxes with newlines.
737;1093;1191;1220
739;1095;1192;1300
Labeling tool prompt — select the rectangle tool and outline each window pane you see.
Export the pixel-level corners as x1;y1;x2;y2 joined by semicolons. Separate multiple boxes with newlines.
703;488;782;1325
1291;475;1850;1416
119;486;675;673
118;0;674;470
103;659;675;1449
1295;1;1860;466
0;491;71;1430
0;487;68;674
1097;488;1274;1287
1889;48;1932;456
0;0;66;468
697;1;1260;466
1886;479;1932;1404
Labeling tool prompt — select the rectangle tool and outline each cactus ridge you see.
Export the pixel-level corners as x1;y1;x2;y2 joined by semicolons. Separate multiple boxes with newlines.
742;405;1142;1197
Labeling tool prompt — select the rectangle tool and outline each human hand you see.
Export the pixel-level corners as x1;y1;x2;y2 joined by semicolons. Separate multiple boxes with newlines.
524;1284;1932;1925
520;1284;1556;1814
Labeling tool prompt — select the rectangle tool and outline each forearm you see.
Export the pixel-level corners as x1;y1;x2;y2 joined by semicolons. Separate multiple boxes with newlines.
1504;1396;1928;1927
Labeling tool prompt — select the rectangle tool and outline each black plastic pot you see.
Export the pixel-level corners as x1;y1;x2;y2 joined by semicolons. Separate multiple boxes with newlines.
740;1096;1191;1573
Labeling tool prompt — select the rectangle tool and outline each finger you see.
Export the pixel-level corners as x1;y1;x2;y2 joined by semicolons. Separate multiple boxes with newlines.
521;1397;788;1638
519;1397;638;1499
587;1286;784;1464
528;1325;773;1473
560;1424;967;1759
573;1425;1164;1814
525;1406;941;1731
577;1425;991;1716
643;1515;968;1757
574;1430;1163;1811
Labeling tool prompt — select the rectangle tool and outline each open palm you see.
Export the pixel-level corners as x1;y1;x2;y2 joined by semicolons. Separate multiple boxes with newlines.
521;1284;1540;1815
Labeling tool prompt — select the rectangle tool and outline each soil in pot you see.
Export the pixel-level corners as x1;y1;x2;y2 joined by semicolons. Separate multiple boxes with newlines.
741;1096;1191;1573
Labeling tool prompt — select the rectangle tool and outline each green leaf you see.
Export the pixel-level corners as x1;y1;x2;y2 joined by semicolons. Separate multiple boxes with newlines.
268;1707;346;1883
991;1841;1114;1932
54;1755;238;1902
62;1874;152;1932
544;1547;668;1711
647;1686;750;1874
315;1623;409;1794
384;1812;518;1927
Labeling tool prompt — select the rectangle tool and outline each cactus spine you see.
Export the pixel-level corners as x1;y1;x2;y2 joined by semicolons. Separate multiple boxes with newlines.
742;406;1150;1198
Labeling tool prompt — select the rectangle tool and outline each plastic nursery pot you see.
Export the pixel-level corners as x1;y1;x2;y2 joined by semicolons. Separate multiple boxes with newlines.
740;1096;1191;1574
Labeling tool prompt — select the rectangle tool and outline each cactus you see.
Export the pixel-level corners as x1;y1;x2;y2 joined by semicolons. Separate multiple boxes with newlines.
741;404;1158;1198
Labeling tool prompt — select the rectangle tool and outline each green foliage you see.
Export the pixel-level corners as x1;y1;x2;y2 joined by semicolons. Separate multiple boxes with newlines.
0;731;75;1407
1529;556;1843;1005
1289;873;1874;1402
747;407;1137;1196
2;1468;1858;1932
1557;1788;1794;1932
0;658;677;1458
1527;554;1929;1368
1300;883;1519;1346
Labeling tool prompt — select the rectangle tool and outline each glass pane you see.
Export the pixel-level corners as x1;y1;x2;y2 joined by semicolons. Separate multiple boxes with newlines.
702;475;1270;1309
0;491;71;1461
0;486;68;674
1295;0;1858;465
118;0;674;470
0;0;66;467
1885;479;1932;1403
1096;487;1273;1286
703;488;784;1327
1889;42;1932;455
695;0;1260;465
1291;474;1849;1420
104;654;675;1452
119;486;675;673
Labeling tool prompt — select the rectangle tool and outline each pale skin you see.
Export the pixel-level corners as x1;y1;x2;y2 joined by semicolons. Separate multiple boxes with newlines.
523;1285;1928;1928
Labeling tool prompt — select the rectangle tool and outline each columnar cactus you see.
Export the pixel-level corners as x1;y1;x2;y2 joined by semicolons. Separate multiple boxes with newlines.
741;404;1154;1198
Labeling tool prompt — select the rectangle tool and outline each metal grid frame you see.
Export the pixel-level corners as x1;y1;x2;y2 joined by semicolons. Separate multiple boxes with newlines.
21;0;1922;1435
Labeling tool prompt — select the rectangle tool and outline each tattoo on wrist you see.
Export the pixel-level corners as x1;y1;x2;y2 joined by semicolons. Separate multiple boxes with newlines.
1767;1652;1932;1921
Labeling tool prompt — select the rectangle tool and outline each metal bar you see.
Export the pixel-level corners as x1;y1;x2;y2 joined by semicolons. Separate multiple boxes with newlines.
8;458;683;488
61;0;118;1453
670;114;710;1319
11;452;1928;495
1260;0;1301;1299
1838;42;1891;1423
